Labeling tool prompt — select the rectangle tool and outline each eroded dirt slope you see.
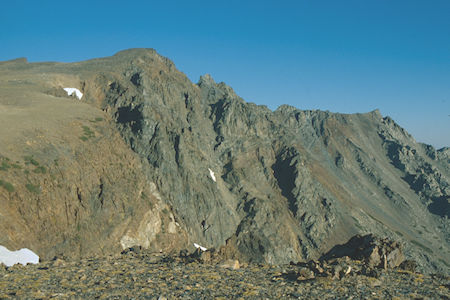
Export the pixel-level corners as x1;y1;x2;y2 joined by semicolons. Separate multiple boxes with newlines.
0;57;187;260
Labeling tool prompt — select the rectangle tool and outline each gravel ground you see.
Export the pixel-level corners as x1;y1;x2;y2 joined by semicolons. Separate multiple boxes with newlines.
0;251;449;299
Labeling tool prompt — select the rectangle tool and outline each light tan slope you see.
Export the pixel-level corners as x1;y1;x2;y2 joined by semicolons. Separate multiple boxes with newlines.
0;58;187;260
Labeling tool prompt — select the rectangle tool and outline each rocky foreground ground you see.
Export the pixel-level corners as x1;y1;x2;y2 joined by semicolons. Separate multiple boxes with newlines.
0;248;448;299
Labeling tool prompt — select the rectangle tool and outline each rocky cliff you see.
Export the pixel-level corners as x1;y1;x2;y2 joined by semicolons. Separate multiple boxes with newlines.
0;49;448;273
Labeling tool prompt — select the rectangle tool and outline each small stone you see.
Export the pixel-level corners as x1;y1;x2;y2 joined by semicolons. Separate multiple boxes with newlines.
146;255;163;264
386;248;404;269
398;260;417;272
368;246;381;267
53;258;66;267
32;290;46;298
369;278;382;287
219;259;240;270
297;267;315;281
344;266;352;276
332;265;343;280
200;250;212;263
362;266;380;278
307;260;323;274
179;249;189;257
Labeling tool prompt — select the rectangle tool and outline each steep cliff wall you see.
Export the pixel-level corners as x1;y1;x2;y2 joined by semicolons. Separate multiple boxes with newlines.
0;49;448;273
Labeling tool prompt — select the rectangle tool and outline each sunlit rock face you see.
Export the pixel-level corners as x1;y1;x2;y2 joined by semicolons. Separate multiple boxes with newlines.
0;49;448;273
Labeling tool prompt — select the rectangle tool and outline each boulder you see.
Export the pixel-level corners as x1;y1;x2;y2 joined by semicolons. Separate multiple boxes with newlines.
321;234;405;269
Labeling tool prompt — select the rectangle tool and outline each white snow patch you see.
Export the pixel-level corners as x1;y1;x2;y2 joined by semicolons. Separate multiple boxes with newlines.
0;245;39;267
63;87;83;100
208;168;216;182
193;243;207;251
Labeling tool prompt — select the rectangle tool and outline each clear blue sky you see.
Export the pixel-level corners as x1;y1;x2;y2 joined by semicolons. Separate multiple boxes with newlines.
1;0;449;148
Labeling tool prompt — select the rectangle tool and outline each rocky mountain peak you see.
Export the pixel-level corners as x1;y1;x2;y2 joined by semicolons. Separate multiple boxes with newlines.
0;49;448;274
198;73;216;87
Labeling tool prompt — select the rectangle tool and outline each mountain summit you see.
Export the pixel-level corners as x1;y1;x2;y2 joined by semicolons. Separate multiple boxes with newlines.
0;49;448;273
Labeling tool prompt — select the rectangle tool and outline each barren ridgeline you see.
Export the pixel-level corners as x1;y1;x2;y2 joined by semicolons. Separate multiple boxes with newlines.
0;49;448;297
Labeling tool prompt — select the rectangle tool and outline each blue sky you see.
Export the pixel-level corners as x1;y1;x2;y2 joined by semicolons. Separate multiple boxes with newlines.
1;0;449;148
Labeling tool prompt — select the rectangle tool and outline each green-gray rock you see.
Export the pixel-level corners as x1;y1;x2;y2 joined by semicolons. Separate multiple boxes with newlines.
0;48;448;274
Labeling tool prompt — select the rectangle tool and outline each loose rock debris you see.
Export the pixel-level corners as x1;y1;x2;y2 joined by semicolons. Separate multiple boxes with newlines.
0;248;448;299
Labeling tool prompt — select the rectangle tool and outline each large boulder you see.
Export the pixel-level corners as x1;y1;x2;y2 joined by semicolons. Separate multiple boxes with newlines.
321;234;405;269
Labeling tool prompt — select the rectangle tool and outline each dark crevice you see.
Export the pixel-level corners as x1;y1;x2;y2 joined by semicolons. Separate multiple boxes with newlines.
130;73;141;87
242;198;257;218
173;134;181;166
184;92;189;109
98;181;104;208
428;196;449;218
272;151;298;217
76;187;85;209
209;98;228;133
116;105;143;134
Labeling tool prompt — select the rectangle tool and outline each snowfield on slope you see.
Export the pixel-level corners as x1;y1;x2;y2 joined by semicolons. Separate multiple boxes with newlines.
208;168;216;182
0;245;39;267
63;87;83;99
194;243;207;251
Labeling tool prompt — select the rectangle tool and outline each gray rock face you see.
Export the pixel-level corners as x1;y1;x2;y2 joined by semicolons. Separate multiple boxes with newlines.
74;49;449;273
1;49;448;273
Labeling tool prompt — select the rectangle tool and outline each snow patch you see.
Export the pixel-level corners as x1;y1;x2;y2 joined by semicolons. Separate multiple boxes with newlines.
63;87;83;100
208;168;216;182
194;243;207;251
0;245;39;267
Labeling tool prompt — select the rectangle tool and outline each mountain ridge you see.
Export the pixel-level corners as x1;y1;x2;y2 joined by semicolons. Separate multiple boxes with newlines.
0;49;448;273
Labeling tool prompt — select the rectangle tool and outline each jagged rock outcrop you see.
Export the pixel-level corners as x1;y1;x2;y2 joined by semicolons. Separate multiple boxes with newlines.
321;234;405;269
0;49;448;273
